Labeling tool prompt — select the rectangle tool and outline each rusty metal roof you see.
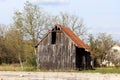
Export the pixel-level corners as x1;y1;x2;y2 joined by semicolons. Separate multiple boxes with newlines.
56;24;89;49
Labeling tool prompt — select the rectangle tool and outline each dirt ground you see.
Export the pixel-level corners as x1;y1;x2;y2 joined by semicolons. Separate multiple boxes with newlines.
0;71;120;80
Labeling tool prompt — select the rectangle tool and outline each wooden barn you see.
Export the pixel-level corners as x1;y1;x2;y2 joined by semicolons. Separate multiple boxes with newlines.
35;24;92;70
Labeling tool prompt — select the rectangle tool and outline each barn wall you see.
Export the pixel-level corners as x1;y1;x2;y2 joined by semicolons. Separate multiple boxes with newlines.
37;31;76;70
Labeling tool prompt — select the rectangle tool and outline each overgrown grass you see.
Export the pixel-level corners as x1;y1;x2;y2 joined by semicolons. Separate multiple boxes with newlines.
0;63;37;71
0;64;120;73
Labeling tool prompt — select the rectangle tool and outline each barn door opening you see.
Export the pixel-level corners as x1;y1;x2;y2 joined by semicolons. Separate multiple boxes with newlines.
76;47;85;70
51;32;56;44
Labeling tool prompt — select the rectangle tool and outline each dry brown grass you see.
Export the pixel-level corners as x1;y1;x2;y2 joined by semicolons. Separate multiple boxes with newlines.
0;64;36;71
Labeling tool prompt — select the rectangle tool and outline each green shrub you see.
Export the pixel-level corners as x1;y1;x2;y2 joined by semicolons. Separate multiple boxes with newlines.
26;55;37;67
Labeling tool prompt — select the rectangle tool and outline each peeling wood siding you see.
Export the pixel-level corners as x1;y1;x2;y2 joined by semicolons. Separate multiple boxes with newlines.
37;31;76;70
37;45;76;70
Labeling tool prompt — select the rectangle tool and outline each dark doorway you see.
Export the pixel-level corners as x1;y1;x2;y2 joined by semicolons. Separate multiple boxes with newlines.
76;47;85;70
51;32;56;44
85;51;92;69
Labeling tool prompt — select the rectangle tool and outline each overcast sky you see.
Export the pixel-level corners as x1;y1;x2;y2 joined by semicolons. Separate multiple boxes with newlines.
0;0;120;40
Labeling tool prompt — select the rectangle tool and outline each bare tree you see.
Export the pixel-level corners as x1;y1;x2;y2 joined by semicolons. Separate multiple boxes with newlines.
13;1;52;45
54;13;88;40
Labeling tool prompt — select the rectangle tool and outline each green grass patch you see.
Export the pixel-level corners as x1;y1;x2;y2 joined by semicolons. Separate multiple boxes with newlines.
80;68;120;73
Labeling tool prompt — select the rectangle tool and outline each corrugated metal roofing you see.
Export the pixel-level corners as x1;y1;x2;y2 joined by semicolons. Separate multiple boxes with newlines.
56;24;89;49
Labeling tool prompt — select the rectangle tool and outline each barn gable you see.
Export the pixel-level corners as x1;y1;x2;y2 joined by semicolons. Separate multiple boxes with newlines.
36;24;89;49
